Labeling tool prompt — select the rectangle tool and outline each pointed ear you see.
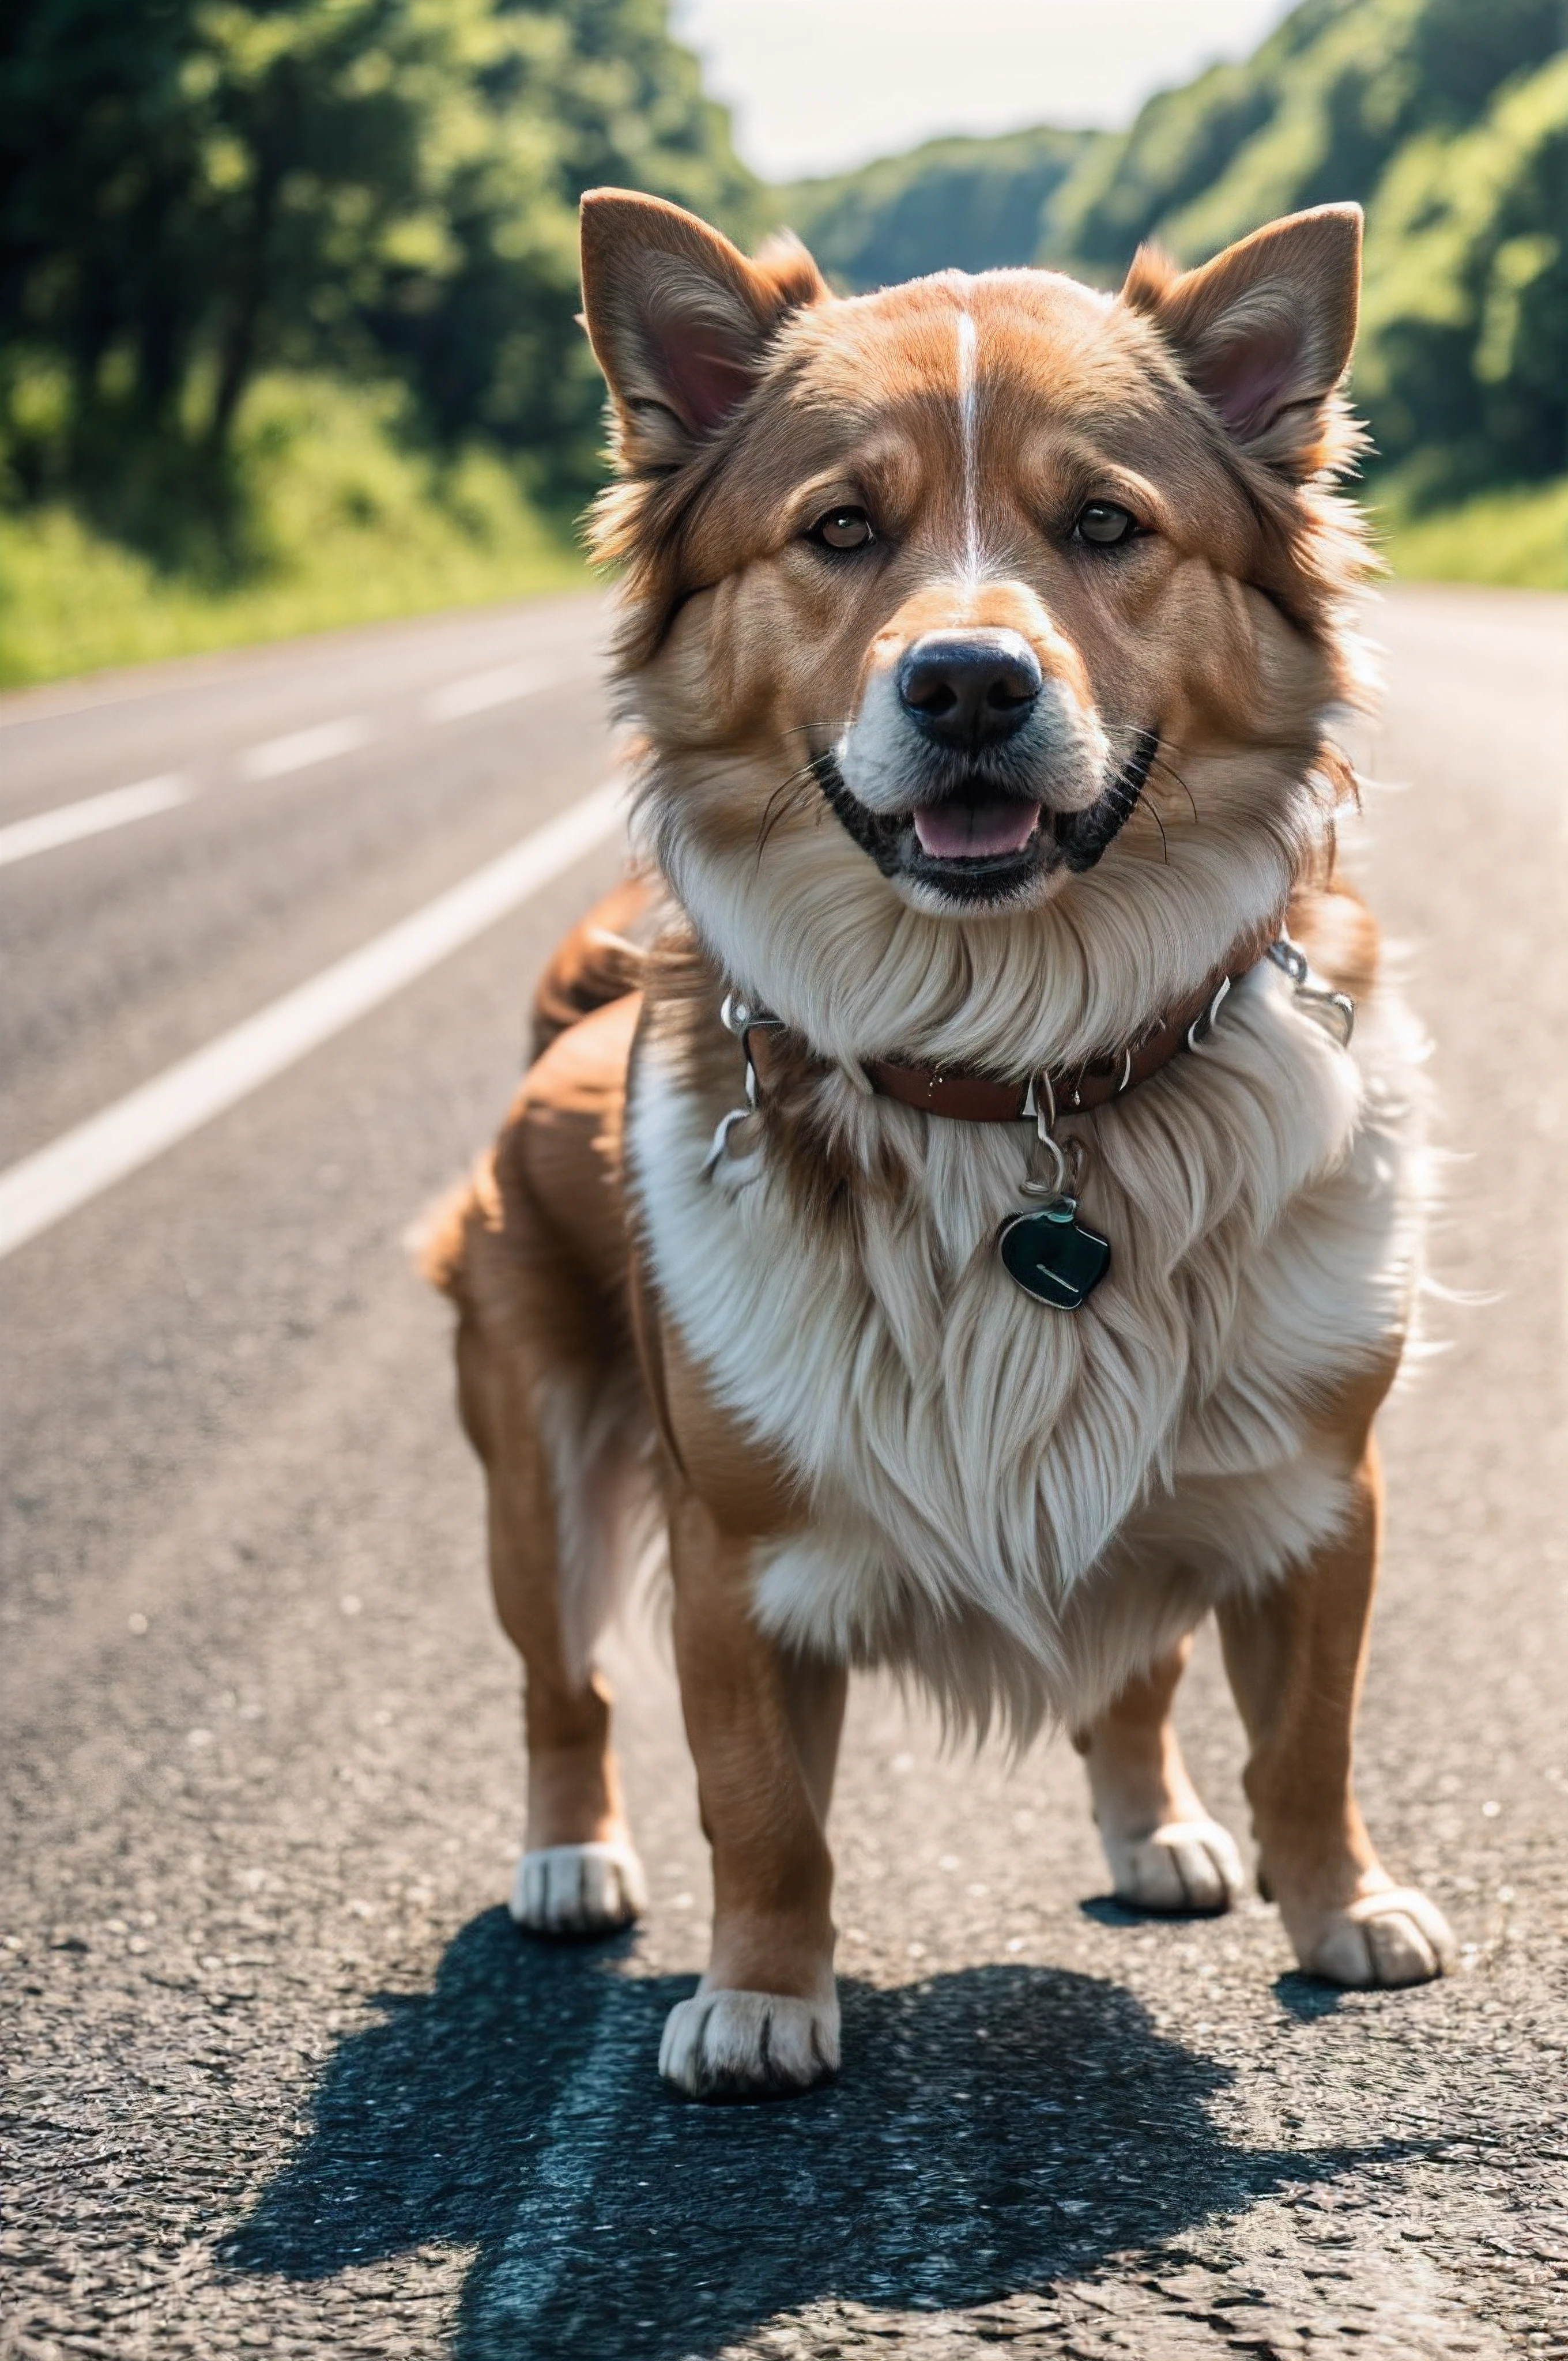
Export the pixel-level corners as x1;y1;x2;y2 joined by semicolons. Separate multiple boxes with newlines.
1122;205;1362;476
579;189;826;469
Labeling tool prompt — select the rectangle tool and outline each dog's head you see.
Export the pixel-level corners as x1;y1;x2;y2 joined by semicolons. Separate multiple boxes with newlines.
583;191;1369;1061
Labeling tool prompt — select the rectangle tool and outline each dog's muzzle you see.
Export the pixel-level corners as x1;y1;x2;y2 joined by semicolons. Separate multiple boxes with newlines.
812;729;1158;905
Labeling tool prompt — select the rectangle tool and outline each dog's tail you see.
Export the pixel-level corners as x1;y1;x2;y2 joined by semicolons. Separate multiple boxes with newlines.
412;1158;491;1303
416;874;658;1301
528;872;658;1061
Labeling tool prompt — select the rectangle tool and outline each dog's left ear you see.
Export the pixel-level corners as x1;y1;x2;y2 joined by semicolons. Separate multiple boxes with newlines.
581;189;826;470
1122;204;1362;477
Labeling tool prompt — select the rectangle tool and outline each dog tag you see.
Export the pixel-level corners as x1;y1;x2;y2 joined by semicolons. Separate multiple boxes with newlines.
997;1197;1110;1311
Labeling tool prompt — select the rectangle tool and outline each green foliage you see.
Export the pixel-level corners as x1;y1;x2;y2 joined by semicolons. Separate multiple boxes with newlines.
1371;472;1568;587
1356;52;1568;486
362;0;759;493
1035;0;1568;500
787;0;1566;508
0;371;583;686
777;125;1093;293
3;0;1557;667
1043;0;1568;499
1046;0;1565;274
0;0;758;545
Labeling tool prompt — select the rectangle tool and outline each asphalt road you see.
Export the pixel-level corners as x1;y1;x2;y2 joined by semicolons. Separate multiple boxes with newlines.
2;585;1565;2361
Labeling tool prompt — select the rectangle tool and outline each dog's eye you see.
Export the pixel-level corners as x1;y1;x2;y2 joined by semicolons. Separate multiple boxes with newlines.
1075;501;1138;548
808;506;875;552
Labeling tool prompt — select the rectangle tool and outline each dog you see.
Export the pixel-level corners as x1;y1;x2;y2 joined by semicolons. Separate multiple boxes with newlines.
424;187;1456;2100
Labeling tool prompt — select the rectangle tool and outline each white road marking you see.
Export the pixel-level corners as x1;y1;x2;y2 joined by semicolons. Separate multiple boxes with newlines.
0;780;623;1261
240;715;371;780
6;658;600;867
423;660;572;723
0;776;190;870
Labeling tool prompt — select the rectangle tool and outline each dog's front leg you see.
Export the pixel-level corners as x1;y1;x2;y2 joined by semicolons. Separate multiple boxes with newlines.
1073;1634;1247;1913
659;1491;846;2100
1216;1439;1456;1986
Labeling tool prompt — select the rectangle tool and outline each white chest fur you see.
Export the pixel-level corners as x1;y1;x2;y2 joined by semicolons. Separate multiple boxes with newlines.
628;963;1427;1725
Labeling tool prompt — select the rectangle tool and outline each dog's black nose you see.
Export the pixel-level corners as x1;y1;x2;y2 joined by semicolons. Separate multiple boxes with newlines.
896;631;1042;749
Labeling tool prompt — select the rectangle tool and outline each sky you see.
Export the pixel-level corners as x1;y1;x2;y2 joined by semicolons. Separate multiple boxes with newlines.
671;0;1298;182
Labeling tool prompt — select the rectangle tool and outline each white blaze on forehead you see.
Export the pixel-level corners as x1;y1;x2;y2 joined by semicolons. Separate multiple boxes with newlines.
956;307;980;580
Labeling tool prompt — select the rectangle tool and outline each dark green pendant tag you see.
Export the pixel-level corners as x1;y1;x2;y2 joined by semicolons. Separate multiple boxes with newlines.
997;1196;1110;1311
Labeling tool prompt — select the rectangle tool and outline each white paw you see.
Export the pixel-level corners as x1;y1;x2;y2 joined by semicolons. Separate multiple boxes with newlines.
1297;1885;1456;1987
659;1987;839;2101
1104;1817;1246;1914
508;1841;647;1937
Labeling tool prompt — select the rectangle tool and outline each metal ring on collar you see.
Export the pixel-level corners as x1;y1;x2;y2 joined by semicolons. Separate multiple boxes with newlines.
702;1105;753;1175
1022;1069;1057;1133
1021;1131;1070;1199
721;990;783;1038
1187;972;1231;1053
1301;986;1356;1046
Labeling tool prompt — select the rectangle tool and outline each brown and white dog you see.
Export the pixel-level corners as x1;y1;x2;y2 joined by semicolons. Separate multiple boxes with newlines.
424;188;1456;2100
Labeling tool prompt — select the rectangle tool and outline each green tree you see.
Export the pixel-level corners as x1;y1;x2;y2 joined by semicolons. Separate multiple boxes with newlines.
1035;0;1568;497
1;3;451;465
1356;51;1568;486
779;125;1092;294
1043;0;1566;273
364;0;760;501
0;0;757;530
782;0;1566;498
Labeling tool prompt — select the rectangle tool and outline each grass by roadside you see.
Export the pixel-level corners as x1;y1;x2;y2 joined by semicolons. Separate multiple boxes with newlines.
1372;475;1568;591
0;375;586;689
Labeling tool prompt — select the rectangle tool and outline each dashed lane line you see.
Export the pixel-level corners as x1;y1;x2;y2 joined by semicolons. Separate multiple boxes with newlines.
424;659;572;723
0;780;623;1262
240;715;372;780
3;660;591;864
0;776;191;870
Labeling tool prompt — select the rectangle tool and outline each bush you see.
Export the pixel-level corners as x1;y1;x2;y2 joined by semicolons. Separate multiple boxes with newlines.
0;372;582;685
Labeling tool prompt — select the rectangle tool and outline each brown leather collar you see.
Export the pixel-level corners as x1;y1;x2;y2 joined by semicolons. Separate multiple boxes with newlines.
740;924;1280;1124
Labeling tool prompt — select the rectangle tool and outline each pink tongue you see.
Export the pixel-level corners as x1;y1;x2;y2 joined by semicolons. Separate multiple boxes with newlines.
913;797;1042;859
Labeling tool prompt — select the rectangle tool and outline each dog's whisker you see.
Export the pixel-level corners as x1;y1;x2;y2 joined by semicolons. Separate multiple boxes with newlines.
1149;750;1201;828
1130;797;1171;864
755;763;822;863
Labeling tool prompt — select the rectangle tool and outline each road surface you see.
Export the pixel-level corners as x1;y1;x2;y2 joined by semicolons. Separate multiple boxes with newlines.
2;586;1565;2360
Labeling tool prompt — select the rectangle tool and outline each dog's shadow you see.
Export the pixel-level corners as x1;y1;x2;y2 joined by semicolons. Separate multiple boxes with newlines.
225;1909;1418;2357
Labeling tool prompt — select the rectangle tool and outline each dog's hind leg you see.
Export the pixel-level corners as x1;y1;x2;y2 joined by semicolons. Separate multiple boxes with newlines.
1216;1438;1454;1986
428;994;651;1938
459;1317;649;1937
1072;1634;1246;1914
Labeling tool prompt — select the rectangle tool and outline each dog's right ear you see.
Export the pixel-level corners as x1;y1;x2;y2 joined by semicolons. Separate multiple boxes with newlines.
580;190;825;469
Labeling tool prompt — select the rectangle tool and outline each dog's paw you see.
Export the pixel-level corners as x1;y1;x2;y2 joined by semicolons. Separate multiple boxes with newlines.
1103;1817;1246;1915
659;1987;839;2102
508;1841;647;1937
1295;1885;1456;1987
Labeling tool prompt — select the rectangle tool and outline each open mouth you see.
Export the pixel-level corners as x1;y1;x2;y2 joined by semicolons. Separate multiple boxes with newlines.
911;797;1043;861
812;731;1158;904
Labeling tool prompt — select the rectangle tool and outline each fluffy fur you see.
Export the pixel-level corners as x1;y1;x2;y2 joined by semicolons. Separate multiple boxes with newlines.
631;952;1425;1741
